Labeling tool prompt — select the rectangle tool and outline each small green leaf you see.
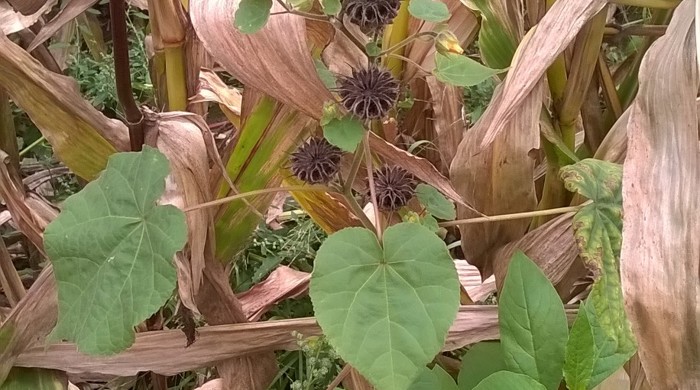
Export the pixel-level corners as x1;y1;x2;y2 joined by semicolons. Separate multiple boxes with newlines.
560;159;636;388
366;41;382;56
314;59;337;89
322;115;365;152
564;302;595;390
234;0;273;34
310;223;460;390
44;146;187;355
499;251;568;390
458;342;508;390
409;0;450;22
473;371;547;390
409;366;458;390
433;53;501;87
416;184;456;220
320;0;341;15
2;367;66;390
421;214;440;233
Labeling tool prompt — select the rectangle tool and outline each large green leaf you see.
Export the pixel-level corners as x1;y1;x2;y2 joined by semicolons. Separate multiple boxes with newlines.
408;365;458;390
468;0;520;70
458;342;508;390
499;251;568;390
44;146;187;355
310;223;460;390
433;53;500;87
560;159;636;388
234;0;273;34
2;368;66;390
473;371;547;390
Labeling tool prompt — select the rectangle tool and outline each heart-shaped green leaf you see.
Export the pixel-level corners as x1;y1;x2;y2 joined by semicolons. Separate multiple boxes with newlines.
44;146;187;355
416;184;456;220
322;115;365;152
433;53;501;87
408;0;450;22
408;365;458;390
234;0;273;34
310;223;460;390
499;252;568;390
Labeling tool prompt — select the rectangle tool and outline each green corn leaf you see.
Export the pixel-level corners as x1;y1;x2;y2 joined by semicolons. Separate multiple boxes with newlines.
310;223;460;390
560;159;637;389
408;0;450;22
458;342;508;390
2;368;66;390
433;53;501;87
44;146;187;355
468;0;520;70
499;251;568;390
234;0;273;34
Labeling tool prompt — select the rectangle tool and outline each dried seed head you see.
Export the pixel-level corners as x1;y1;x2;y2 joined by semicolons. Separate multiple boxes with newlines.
290;137;343;184
372;165;417;211
337;65;399;120
343;0;400;33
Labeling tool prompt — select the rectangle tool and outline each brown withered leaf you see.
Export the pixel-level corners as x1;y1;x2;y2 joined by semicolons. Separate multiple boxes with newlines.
190;0;333;120
449;81;543;278
191;68;242;128
476;0;608;149
0;0;55;35
425;76;466;172
0;33;129;179
26;0;98;52
14;306;577;377
454;259;495;302
145;110;213;307
620;0;700;387
342;367;375;390
195;379;223;390
237;266;310;321
5;0;47;15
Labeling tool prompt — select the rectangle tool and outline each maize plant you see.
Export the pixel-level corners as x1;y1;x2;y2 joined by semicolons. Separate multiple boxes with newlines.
0;0;697;388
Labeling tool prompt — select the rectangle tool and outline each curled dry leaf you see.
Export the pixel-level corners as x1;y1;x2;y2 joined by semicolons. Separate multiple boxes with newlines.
27;0;99;52
0;34;129;179
191;68;242;128
454;259;496;302
620;0;700;387
237;266;311;321
0;0;55;35
476;0;608;149
449;81;542;278
190;0;333;120
145;110;214;306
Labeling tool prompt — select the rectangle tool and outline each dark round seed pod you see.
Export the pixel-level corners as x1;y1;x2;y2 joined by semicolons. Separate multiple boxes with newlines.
343;0;400;33
337;65;399;121
290;137;343;184
372;165;417;211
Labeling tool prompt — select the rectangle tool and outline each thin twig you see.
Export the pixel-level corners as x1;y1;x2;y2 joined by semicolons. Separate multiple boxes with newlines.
343;141;364;193
439;204;586;227
273;0;329;21
184;186;333;212
333;19;368;57
376;31;436;57
363;133;382;240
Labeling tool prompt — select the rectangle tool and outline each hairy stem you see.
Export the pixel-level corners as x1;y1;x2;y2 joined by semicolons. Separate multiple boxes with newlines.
363;132;382;240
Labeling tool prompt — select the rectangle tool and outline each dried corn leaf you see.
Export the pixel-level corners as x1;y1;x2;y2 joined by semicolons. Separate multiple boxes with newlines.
449;81;542;278
191;69;242;128
5;0;47;15
26;0;98;52
191;0;332;120
0;0;55;35
13;306;570;377
620;0;700;387
476;0;608;149
237;266;310;321
0;34;129;179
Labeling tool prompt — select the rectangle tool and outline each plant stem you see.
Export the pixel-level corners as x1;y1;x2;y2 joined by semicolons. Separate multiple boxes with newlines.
363;133;382;240
274;0;330;21
344;142;364;193
184;185;334;212
376;31;436;57
164;46;188;111
332;19;368;56
440;204;586;227
18;135;45;157
110;0;144;151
